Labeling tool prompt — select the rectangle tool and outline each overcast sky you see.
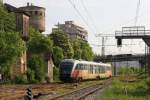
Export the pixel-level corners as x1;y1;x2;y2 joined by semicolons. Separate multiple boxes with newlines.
4;0;150;55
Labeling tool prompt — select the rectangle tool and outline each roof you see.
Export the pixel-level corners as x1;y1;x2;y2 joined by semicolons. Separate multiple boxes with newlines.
61;59;111;67
19;5;45;10
4;3;30;16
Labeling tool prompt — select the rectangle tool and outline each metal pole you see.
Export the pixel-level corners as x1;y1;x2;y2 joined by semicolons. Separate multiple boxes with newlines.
101;37;105;56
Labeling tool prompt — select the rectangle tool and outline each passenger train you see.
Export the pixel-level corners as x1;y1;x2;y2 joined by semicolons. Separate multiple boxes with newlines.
59;59;112;82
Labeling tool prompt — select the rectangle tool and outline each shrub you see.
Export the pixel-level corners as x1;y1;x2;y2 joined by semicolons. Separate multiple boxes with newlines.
53;67;59;81
28;55;46;83
145;78;150;91
15;75;28;84
45;76;51;83
26;68;38;83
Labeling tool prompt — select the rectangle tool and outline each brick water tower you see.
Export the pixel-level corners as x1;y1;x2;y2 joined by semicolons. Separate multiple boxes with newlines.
19;3;45;33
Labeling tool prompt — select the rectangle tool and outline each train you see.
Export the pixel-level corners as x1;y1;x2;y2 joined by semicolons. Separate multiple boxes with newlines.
59;59;112;82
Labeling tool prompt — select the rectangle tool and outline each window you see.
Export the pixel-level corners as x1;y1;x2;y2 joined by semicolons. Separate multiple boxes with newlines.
75;63;83;70
90;65;93;74
60;62;74;73
100;66;105;73
35;11;38;15
95;66;98;73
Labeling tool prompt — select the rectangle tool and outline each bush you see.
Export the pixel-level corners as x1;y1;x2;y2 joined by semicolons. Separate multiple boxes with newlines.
45;76;51;83
26;68;39;84
53;67;59;81
145;78;150;91
28;55;46;83
15;75;28;84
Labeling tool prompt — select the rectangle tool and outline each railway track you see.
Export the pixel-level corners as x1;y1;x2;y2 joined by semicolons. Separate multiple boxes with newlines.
47;78;112;100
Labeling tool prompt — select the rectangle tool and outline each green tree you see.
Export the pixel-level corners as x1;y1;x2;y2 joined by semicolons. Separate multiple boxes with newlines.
72;40;82;59
27;28;53;54
50;29;74;58
0;5;16;32
53;46;64;67
0;31;25;79
71;39;93;61
80;40;93;61
28;55;46;82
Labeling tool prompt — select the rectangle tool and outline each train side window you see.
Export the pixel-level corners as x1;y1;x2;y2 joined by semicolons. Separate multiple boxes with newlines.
90;65;93;74
95;65;98;74
81;64;84;70
102;66;105;73
75;64;80;70
76;63;85;70
85;64;87;70
99;66;101;73
83;64;85;70
87;64;90;73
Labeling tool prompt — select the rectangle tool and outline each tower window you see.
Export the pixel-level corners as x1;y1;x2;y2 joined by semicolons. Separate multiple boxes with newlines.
40;12;43;16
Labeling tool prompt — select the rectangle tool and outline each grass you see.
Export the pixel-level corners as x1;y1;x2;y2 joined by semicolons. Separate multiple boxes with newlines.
101;75;150;100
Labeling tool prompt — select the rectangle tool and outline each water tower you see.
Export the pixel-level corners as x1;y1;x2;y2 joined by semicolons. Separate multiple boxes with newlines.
19;3;45;33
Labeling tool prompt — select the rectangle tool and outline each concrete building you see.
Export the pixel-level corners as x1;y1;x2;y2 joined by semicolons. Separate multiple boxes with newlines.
53;21;88;41
19;3;45;33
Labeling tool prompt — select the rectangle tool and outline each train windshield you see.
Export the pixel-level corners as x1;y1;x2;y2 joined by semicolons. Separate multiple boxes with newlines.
60;62;74;73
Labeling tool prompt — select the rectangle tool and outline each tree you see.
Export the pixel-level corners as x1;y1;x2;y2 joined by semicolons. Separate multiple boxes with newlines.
27;28;53;54
71;39;93;61
0;31;25;78
52;46;64;67
28;55;46;82
50;29;74;58
0;5;16;32
72;40;82;59
80;40;93;61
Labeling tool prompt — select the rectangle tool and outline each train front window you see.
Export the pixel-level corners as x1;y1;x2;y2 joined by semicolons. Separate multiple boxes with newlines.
60;62;74;73
75;63;83;70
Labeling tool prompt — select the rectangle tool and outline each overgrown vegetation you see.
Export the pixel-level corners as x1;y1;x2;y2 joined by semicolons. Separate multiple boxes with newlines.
101;68;150;100
27;55;46;83
0;4;25;80
102;77;150;100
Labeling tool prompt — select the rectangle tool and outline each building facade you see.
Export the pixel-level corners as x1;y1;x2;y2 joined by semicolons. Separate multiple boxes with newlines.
53;21;88;41
19;3;45;33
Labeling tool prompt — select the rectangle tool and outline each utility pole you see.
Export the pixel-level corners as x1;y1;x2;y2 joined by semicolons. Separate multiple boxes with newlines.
96;34;114;56
101;37;105;56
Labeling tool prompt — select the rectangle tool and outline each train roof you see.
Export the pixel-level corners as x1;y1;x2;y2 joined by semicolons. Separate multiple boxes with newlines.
61;59;111;67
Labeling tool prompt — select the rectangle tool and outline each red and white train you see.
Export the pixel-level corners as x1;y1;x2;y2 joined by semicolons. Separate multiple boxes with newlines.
59;59;112;82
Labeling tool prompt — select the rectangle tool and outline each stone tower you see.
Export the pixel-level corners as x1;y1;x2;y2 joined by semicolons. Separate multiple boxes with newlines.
19;3;45;33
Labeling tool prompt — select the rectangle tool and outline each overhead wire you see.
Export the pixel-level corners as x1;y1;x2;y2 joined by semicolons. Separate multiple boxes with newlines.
80;0;99;33
67;0;96;35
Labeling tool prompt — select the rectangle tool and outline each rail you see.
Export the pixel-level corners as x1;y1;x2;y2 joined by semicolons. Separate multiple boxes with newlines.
49;78;112;100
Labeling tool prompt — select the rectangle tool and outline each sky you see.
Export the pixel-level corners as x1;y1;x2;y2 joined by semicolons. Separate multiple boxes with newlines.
4;0;150;55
